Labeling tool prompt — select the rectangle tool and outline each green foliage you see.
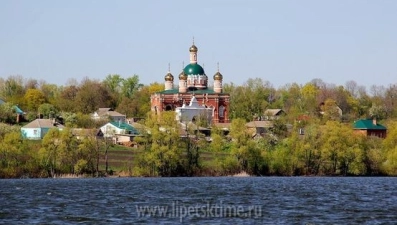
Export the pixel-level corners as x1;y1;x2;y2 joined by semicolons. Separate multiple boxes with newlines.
24;89;46;112
0;102;17;124
74;159;88;175
75;78;116;114
0;123;21;138
0;76;25;103
226;78;274;121
381;146;397;176
2;74;397;177
134;112;186;176
369;104;386;120
38;103;59;119
121;75;140;98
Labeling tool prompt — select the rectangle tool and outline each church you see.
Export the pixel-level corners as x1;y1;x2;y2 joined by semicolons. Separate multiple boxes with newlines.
150;42;230;123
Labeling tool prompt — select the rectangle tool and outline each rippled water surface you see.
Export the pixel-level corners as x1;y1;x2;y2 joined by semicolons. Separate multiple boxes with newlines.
1;177;397;224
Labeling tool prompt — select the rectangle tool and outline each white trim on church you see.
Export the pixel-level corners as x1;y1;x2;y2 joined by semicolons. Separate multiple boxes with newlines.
175;96;213;125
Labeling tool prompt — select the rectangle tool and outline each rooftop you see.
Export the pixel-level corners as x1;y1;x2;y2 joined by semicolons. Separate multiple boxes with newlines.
353;119;387;130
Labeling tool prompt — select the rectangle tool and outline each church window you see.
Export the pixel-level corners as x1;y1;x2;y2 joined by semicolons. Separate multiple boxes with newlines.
165;105;173;111
219;105;225;117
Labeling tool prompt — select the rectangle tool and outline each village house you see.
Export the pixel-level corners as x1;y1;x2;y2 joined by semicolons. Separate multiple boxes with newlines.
263;109;285;120
246;120;274;137
100;121;140;145
21;119;64;139
353;118;387;138
92;108;126;122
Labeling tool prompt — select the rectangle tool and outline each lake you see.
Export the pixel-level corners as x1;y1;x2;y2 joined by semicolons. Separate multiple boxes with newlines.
0;177;396;224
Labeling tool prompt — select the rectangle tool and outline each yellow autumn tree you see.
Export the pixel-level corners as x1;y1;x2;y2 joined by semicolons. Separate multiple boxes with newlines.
24;88;46;112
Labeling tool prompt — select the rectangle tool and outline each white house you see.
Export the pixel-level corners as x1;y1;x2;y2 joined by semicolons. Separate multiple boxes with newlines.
21;119;64;140
100;121;139;138
175;96;213;125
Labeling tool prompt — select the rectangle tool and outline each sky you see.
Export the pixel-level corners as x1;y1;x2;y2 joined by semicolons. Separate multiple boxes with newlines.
1;0;396;88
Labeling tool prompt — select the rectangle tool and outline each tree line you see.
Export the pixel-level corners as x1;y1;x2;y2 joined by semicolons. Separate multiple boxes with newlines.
0;74;397;177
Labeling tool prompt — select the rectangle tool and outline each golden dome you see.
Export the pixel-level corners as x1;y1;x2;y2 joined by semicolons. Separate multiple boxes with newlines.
189;44;198;52
213;71;223;80
179;71;187;80
164;72;174;81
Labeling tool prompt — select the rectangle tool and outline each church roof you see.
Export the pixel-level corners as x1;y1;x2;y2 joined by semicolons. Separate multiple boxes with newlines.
157;88;218;95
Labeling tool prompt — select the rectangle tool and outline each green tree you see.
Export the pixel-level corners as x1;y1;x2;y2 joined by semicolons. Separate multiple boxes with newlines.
40;83;60;105
39;129;61;177
38;103;59;119
24;89;46;112
57;85;79;112
103;74;123;94
0;102;17;124
121;75;140;98
0;131;28;177
75;78;115;114
134;111;185;176
319;121;366;175
0;75;25;104
77;130;103;176
229;118;265;175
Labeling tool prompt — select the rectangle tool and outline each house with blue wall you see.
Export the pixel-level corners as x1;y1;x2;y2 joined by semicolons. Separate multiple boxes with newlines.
21;119;64;139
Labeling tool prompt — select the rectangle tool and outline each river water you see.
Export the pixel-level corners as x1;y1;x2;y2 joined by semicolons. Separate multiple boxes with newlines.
0;177;396;224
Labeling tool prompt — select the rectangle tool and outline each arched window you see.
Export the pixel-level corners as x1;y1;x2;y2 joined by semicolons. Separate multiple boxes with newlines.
219;105;225;118
165;105;172;111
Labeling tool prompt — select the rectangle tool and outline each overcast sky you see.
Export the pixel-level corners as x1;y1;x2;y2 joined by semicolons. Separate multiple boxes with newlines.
1;0;396;88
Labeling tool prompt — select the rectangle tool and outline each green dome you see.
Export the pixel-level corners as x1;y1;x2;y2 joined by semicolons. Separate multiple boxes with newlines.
184;63;205;75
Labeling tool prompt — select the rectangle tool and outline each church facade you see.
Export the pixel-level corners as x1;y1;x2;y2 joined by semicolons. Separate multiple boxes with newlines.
150;42;230;123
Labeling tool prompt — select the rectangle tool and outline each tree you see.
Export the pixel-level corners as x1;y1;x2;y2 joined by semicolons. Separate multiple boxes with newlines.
0;131;25;177
121;75;140;98
229;118;265;175
103;74;123;94
75;78;115;114
369;104;386;120
319;121;366;175
76;129;103;176
38;103;58;119
148;82;164;94
103;74;124;104
0;102;17;124
39;129;61;177
320;99;341;121
0;75;25;103
297;123;322;175
39;82;60;105
24;89;46;112
116;85;150;118
301;82;319;115
58;85;79;112
134;111;185;176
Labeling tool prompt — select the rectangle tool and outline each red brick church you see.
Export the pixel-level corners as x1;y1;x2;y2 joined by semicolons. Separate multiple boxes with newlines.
150;42;230;123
